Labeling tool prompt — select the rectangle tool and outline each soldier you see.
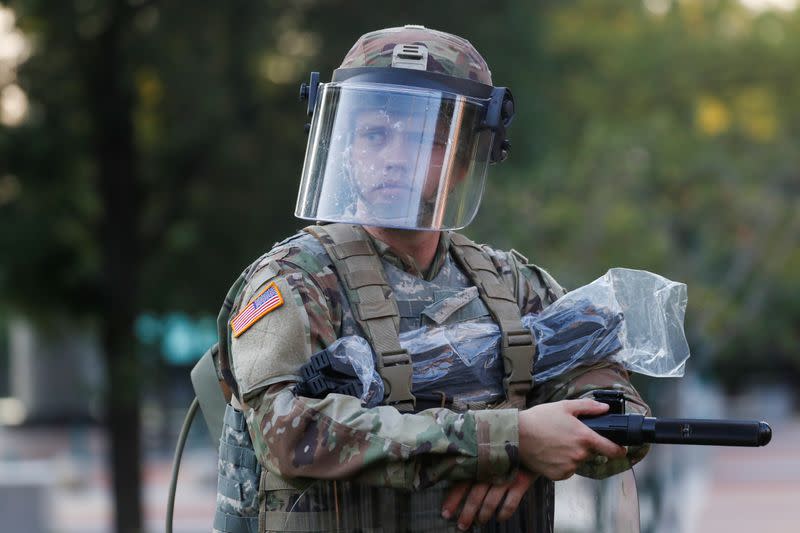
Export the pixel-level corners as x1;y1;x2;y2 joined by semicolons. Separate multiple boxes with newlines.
213;25;650;533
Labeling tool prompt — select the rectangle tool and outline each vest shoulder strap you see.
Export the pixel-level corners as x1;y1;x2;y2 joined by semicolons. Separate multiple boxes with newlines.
304;223;415;409
448;232;535;407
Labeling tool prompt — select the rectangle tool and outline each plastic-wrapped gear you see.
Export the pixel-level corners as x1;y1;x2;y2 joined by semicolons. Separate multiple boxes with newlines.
298;335;385;407
407;268;689;394
526;301;624;384
533;267;690;381
297;268;689;406
401;320;505;407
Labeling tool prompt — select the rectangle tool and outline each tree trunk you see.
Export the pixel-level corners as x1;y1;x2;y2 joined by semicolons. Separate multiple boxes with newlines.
80;2;143;531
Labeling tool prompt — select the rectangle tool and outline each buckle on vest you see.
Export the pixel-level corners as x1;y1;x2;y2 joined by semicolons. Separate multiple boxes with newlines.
379;349;416;407
504;328;533;347
501;329;535;391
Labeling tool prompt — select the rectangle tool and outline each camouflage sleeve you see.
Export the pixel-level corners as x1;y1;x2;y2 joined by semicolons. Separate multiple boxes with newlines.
248;384;519;490
530;362;651;479
234;256;520;490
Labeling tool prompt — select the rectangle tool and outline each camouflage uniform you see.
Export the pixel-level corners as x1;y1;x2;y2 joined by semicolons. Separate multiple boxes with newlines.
215;227;649;532
213;25;649;533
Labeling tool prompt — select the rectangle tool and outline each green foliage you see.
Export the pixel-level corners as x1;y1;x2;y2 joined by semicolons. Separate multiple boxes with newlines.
472;0;800;387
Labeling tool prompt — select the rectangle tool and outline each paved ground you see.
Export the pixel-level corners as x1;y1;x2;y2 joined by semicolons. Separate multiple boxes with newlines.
688;419;800;533
48;451;217;533
0;423;217;533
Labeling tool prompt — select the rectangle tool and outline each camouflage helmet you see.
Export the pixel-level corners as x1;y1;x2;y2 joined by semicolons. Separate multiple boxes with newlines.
339;25;493;84
295;25;514;232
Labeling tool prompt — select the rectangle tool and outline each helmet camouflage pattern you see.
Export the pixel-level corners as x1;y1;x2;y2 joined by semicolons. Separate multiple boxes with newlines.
339;25;493;84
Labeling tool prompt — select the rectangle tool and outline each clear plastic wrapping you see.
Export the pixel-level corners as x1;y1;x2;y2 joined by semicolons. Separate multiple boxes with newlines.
524;299;624;384
320;325;504;407
324;335;385;407
316;268;689;405
400;321;505;406
532;268;689;382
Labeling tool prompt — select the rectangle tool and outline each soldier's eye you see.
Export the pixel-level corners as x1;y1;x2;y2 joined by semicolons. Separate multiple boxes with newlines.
359;127;388;146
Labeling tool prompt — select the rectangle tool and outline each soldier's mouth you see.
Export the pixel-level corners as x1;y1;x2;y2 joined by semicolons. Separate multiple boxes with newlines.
370;184;413;200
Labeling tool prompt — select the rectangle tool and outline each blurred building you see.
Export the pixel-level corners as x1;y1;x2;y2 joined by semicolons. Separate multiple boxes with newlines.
2;318;103;425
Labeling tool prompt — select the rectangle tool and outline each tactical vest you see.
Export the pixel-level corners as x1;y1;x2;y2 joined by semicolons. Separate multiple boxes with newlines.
212;223;554;533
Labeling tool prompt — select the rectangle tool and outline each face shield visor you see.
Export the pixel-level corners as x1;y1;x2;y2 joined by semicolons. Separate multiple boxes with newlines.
295;78;506;231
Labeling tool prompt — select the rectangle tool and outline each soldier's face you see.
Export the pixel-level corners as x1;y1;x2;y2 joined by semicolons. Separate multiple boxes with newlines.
349;109;447;218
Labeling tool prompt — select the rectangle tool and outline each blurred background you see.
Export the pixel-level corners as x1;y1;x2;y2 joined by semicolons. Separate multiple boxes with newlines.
0;0;797;532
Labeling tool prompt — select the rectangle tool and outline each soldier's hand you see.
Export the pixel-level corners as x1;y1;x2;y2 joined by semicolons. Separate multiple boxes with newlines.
441;469;536;530
518;399;626;481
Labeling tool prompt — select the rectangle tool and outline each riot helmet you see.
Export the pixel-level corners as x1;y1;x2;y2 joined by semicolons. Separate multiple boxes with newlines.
295;25;515;231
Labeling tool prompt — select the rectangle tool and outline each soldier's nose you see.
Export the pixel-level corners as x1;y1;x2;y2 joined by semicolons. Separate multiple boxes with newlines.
383;162;410;182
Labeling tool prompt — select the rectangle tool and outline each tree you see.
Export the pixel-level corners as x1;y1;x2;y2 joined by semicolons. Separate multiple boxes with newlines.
474;0;800;386
2;1;301;530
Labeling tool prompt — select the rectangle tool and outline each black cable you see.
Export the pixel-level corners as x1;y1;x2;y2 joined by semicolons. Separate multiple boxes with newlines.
166;396;199;533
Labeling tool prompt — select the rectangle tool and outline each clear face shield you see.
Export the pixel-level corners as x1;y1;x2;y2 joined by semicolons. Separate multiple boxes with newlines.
555;469;641;533
295;82;498;231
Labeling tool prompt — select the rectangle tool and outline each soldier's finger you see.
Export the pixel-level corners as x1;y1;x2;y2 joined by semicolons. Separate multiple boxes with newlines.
441;481;471;520
457;483;491;531
497;481;527;521
496;471;536;521
588;431;627;459
477;484;507;524
565;399;610;417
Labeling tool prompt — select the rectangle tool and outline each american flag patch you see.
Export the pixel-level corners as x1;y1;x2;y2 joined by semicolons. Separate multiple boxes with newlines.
231;281;284;338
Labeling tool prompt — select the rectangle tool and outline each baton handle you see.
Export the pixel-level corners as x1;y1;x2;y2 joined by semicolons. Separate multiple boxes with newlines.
581;414;772;447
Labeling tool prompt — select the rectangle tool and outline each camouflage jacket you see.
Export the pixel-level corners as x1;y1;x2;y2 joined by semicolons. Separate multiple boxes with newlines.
228;227;650;492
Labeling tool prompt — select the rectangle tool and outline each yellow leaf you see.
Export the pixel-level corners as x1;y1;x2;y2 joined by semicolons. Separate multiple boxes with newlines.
695;95;731;136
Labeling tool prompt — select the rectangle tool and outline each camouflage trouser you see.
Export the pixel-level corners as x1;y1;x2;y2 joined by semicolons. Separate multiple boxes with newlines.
213;404;261;533
260;477;552;532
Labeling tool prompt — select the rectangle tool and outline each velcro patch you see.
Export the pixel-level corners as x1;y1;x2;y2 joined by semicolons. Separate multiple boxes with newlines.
231;281;284;338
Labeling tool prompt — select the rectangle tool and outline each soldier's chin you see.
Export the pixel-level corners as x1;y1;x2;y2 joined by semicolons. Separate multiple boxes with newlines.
368;204;413;222
367;187;413;203
368;188;409;206
358;197;410;221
